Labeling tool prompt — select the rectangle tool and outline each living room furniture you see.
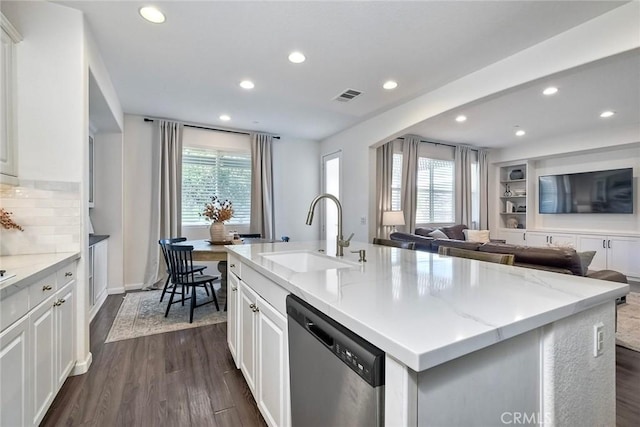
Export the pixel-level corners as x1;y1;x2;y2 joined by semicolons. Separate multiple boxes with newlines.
158;237;208;303
165;244;220;323
373;237;415;250
438;246;514;265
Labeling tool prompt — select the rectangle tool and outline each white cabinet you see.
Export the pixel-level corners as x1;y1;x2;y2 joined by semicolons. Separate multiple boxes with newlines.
0;260;77;427
525;232;576;248
232;262;291;427
227;270;240;368
0;16;21;184
239;281;259;395
500;229;527;245
256;296;289;427
578;235;640;278
30;295;56;425
0;315;30;427
89;238;108;321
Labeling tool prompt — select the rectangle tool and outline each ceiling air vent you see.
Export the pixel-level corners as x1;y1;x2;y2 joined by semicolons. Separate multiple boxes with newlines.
334;88;363;102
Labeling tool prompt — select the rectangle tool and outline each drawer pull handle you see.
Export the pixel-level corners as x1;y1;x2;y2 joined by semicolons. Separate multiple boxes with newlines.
252;305;260;313
249;303;256;309
65;272;73;277
59;298;66;304
231;286;237;292
42;285;53;291
230;264;236;268
54;300;62;307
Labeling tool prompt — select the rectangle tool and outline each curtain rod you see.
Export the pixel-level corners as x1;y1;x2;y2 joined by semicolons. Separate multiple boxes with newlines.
396;137;477;151
143;118;280;139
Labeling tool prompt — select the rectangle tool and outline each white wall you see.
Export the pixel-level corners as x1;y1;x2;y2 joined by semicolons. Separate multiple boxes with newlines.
2;0;93;373
122;115;321;288
91;133;124;291
273;136;321;241
123;115;154;288
320;3;640;241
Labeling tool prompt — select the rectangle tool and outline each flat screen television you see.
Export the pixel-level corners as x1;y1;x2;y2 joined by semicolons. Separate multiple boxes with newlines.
539;168;633;214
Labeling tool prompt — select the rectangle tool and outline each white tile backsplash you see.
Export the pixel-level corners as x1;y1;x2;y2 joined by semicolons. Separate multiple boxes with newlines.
0;181;82;255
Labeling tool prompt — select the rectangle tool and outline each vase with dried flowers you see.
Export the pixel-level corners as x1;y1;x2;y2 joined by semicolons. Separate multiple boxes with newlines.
200;196;233;242
1;208;24;232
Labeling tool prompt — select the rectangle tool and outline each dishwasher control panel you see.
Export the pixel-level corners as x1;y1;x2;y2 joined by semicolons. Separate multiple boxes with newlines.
336;343;372;382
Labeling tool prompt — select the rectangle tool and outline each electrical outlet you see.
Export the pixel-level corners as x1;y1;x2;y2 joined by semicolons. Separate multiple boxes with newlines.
360;216;367;225
593;323;604;357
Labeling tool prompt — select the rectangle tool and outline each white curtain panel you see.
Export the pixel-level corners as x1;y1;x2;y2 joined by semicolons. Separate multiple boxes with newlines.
250;133;275;240
478;149;490;229
455;145;473;228
376;141;395;238
401;135;420;233
143;120;183;290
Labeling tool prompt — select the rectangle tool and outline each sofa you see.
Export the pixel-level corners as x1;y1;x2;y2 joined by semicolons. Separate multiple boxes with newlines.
390;224;628;285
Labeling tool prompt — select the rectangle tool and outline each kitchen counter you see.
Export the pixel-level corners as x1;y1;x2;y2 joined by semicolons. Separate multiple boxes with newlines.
227;240;628;372
0;252;81;300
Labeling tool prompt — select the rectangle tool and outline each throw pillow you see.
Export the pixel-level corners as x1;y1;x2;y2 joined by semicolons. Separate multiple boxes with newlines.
442;224;468;240
463;229;491;243
428;229;449;240
577;251;597;276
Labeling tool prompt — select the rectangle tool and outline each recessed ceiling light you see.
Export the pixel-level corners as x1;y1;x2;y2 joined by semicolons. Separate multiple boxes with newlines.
239;80;255;89
383;80;398;90
219;114;231;121
600;110;615;118
288;51;306;64
515;129;526;137
455;115;467;123
139;6;165;24
543;86;558;96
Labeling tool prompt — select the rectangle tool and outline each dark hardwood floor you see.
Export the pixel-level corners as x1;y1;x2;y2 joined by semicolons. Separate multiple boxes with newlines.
41;295;266;427
42;295;640;426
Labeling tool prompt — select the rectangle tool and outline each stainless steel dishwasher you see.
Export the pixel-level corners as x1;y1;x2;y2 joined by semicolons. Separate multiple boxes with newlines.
286;295;385;427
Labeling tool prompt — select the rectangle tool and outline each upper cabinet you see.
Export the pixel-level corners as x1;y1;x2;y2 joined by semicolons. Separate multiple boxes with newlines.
0;14;21;185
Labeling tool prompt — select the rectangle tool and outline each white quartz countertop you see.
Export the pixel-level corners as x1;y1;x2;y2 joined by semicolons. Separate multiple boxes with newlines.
0;252;81;300
227;241;628;372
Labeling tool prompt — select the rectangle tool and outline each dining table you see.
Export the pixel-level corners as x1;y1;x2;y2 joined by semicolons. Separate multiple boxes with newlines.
180;238;275;299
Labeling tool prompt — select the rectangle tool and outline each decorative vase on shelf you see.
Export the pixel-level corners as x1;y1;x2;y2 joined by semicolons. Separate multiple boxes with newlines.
509;169;524;180
209;222;226;242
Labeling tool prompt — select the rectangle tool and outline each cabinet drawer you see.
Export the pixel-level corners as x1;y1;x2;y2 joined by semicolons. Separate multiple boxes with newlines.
228;255;241;278
242;266;289;316
29;273;57;308
0;286;29;331
56;262;77;287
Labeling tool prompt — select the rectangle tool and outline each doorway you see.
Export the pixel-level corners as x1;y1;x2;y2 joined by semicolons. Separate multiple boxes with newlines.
322;151;341;243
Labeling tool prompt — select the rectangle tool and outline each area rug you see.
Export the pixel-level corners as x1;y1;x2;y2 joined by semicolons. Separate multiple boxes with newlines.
616;292;640;352
105;287;226;343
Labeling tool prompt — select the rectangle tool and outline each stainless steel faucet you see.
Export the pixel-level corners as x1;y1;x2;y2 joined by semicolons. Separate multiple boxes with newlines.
305;193;353;256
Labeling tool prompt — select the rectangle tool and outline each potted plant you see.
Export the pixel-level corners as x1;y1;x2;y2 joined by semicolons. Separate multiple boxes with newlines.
201;196;233;242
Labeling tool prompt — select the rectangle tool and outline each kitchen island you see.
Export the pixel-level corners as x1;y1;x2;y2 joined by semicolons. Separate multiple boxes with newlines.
226;240;628;427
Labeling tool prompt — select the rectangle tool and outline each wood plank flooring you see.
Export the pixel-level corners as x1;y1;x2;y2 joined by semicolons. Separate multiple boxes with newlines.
42;294;640;426
41;295;266;427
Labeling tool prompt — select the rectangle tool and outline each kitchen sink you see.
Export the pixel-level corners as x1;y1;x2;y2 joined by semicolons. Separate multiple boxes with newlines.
259;250;358;273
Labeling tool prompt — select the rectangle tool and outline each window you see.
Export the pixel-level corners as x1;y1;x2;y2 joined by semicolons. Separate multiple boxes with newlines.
416;158;455;224
391;153;403;211
182;146;251;225
390;154;455;224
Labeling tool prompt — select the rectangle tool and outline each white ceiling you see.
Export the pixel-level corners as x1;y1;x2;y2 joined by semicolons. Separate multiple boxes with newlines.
58;0;636;145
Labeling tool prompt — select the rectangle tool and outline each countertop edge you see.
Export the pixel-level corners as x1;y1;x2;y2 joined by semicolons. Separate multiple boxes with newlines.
228;244;628;372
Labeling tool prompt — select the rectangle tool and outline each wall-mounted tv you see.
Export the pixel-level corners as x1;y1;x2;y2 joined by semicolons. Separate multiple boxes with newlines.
539;168;633;214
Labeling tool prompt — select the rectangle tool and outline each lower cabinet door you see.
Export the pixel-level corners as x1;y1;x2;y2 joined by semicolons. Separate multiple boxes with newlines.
227;272;240;368
56;283;75;387
30;296;56;426
0;316;30;427
257;298;289;427
607;236;640;278
239;282;258;395
576;235;608;271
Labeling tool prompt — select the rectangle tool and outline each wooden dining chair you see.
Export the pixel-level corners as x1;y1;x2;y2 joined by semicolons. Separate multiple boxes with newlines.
159;238;211;302
373;237;416;250
165;244;220;323
438;246;515;265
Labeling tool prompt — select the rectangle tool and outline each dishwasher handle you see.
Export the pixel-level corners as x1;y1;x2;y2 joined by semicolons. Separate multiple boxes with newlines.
306;321;334;348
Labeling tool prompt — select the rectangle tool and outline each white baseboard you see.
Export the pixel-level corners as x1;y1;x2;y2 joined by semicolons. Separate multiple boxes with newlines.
108;283;143;294
72;352;93;375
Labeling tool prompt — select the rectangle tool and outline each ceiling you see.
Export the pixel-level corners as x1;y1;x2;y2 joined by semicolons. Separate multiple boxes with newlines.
58;1;636;145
